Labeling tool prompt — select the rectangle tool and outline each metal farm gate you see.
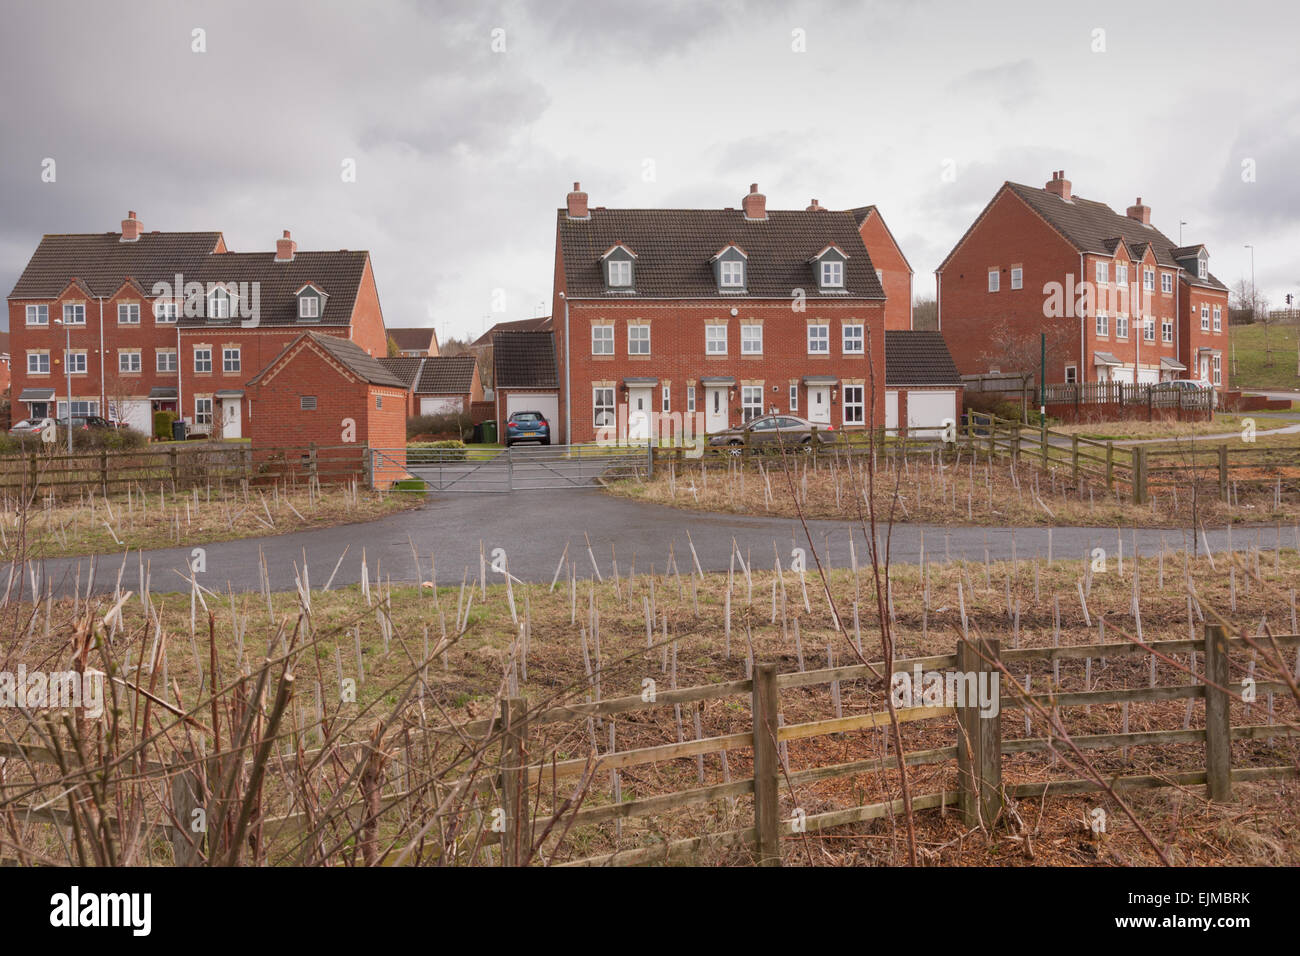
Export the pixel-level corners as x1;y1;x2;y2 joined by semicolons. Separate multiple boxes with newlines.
372;444;650;493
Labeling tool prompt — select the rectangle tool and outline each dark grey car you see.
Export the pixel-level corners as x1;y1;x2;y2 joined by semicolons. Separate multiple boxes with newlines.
707;415;835;451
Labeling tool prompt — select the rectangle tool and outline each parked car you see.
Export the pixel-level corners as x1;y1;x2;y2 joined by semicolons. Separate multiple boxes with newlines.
9;417;55;437
504;411;551;447
1151;379;1217;409
58;415;116;430
707;415;835;452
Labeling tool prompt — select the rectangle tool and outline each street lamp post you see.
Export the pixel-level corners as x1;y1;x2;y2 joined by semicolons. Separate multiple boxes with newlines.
53;316;73;454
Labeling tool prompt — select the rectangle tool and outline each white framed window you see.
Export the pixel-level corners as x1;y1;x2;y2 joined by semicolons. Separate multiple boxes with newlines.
1010;267;1023;290
1115;314;1129;339
789;383;798;411
686;385;696;414
66;351;87;374
807;324;829;354
593;387;615;427
57;400;99;418
1200;304;1210;331
591;325;614;355
842;324;864;354
118;303;140;324
1197;259;1207;279
194;348;213;373
118;351;142;373
195;397;213;426
628;324;650;355
1144;268;1155;292
1213;305;1222;331
1212;354;1221;384
1162;319;1173;343
661;384;670;413
987;269;1000;292
1116;264;1128;287
1143;318;1155;342
820;260;843;288
63;303;86;325
299;295;319;319
842;384;864;425
741;325;763;355
875;268;883;283
208;288;230;319
1095;313;1108;336
1064;365;1078;384
720;260;744;288
223;347;241;373
705;324;727;354
154;301;178;323
607;260;632;287
1096;262;1109;285
300;396;317;411
1161;272;1173;294
25;304;48;326
27;352;50;374
157;350;178;373
741;385;763;422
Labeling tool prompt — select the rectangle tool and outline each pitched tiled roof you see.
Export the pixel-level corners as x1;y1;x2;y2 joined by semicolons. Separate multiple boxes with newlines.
471;316;553;347
557;208;885;299
387;327;438;352
884;331;961;386
845;204;915;273
9;231;224;298
1002;182;1228;291
250;332;406;388
494;331;558;389
377;356;424;388
177;250;370;328
416;355;478;394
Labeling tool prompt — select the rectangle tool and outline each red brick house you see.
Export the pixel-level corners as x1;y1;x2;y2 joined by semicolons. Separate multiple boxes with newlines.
378;354;483;417
387;327;440;357
551;183;888;445
937;171;1230;393
245;332;408;486
7;213;390;436
849;205;914;330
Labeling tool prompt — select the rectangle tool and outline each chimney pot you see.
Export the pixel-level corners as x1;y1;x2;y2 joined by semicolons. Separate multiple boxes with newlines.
275;229;297;262
566;182;589;219
742;184;767;220
120;210;142;242
1126;197;1151;225
1045;170;1072;201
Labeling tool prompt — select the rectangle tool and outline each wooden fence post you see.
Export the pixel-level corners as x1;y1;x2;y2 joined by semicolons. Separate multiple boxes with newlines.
100;449;109;496
1203;625;1234;802
1105;442;1114;490
1131;446;1147;504
956;637;1003;829
169;446;179;487
751;663;781;866
1217;444;1228;500
499;696;529;866
1071;434;1080;483
170;750;203;866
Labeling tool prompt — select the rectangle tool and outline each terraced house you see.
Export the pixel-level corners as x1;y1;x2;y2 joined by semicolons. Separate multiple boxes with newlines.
551;183;891;444
8;212;388;436
937;171;1230;392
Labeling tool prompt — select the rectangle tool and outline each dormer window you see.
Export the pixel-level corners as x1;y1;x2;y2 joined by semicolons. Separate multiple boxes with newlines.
720;260;744;288
710;243;748;292
1197;257;1207;279
820;261;843;287
208;287;231;319
809;245;849;292
608;260;632;287
299;295;319;319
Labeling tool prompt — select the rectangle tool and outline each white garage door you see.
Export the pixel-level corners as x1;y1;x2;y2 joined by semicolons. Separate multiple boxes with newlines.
420;396;463;415
505;392;559;427
885;390;899;431
906;390;956;438
1136;366;1159;385
119;399;153;434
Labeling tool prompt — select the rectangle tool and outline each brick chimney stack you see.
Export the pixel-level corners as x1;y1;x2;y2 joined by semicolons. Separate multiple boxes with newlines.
1045;170;1072;201
742;183;767;220
805;198;825;211
1126;196;1151;225
120;210;142;242
275;229;297;262
566;182;589;219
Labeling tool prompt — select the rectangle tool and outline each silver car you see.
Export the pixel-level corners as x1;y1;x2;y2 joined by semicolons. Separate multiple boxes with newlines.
707;415;836;452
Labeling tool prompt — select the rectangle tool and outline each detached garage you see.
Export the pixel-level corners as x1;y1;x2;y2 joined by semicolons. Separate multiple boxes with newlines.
884;330;963;438
493;330;559;437
378;354;483;418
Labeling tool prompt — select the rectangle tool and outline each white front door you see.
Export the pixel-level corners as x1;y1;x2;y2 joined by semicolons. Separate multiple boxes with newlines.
808;386;831;424
1097;365;1110;383
705;387;728;434
1199;356;1209;382
627;387;652;441
221;398;242;439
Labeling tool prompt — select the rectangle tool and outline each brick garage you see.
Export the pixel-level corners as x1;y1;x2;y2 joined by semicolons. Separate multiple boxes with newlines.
246;332;408;487
884;330;963;436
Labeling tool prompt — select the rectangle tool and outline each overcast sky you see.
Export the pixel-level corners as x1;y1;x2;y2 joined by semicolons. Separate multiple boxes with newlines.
3;0;1297;339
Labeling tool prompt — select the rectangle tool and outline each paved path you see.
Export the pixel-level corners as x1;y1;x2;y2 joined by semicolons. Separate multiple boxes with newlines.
20;490;1291;600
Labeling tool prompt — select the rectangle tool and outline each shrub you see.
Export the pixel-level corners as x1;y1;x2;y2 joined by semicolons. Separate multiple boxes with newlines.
408;440;468;462
154;410;176;440
407;412;471;441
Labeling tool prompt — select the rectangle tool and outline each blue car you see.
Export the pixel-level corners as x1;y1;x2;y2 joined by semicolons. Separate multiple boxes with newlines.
505;410;551;447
